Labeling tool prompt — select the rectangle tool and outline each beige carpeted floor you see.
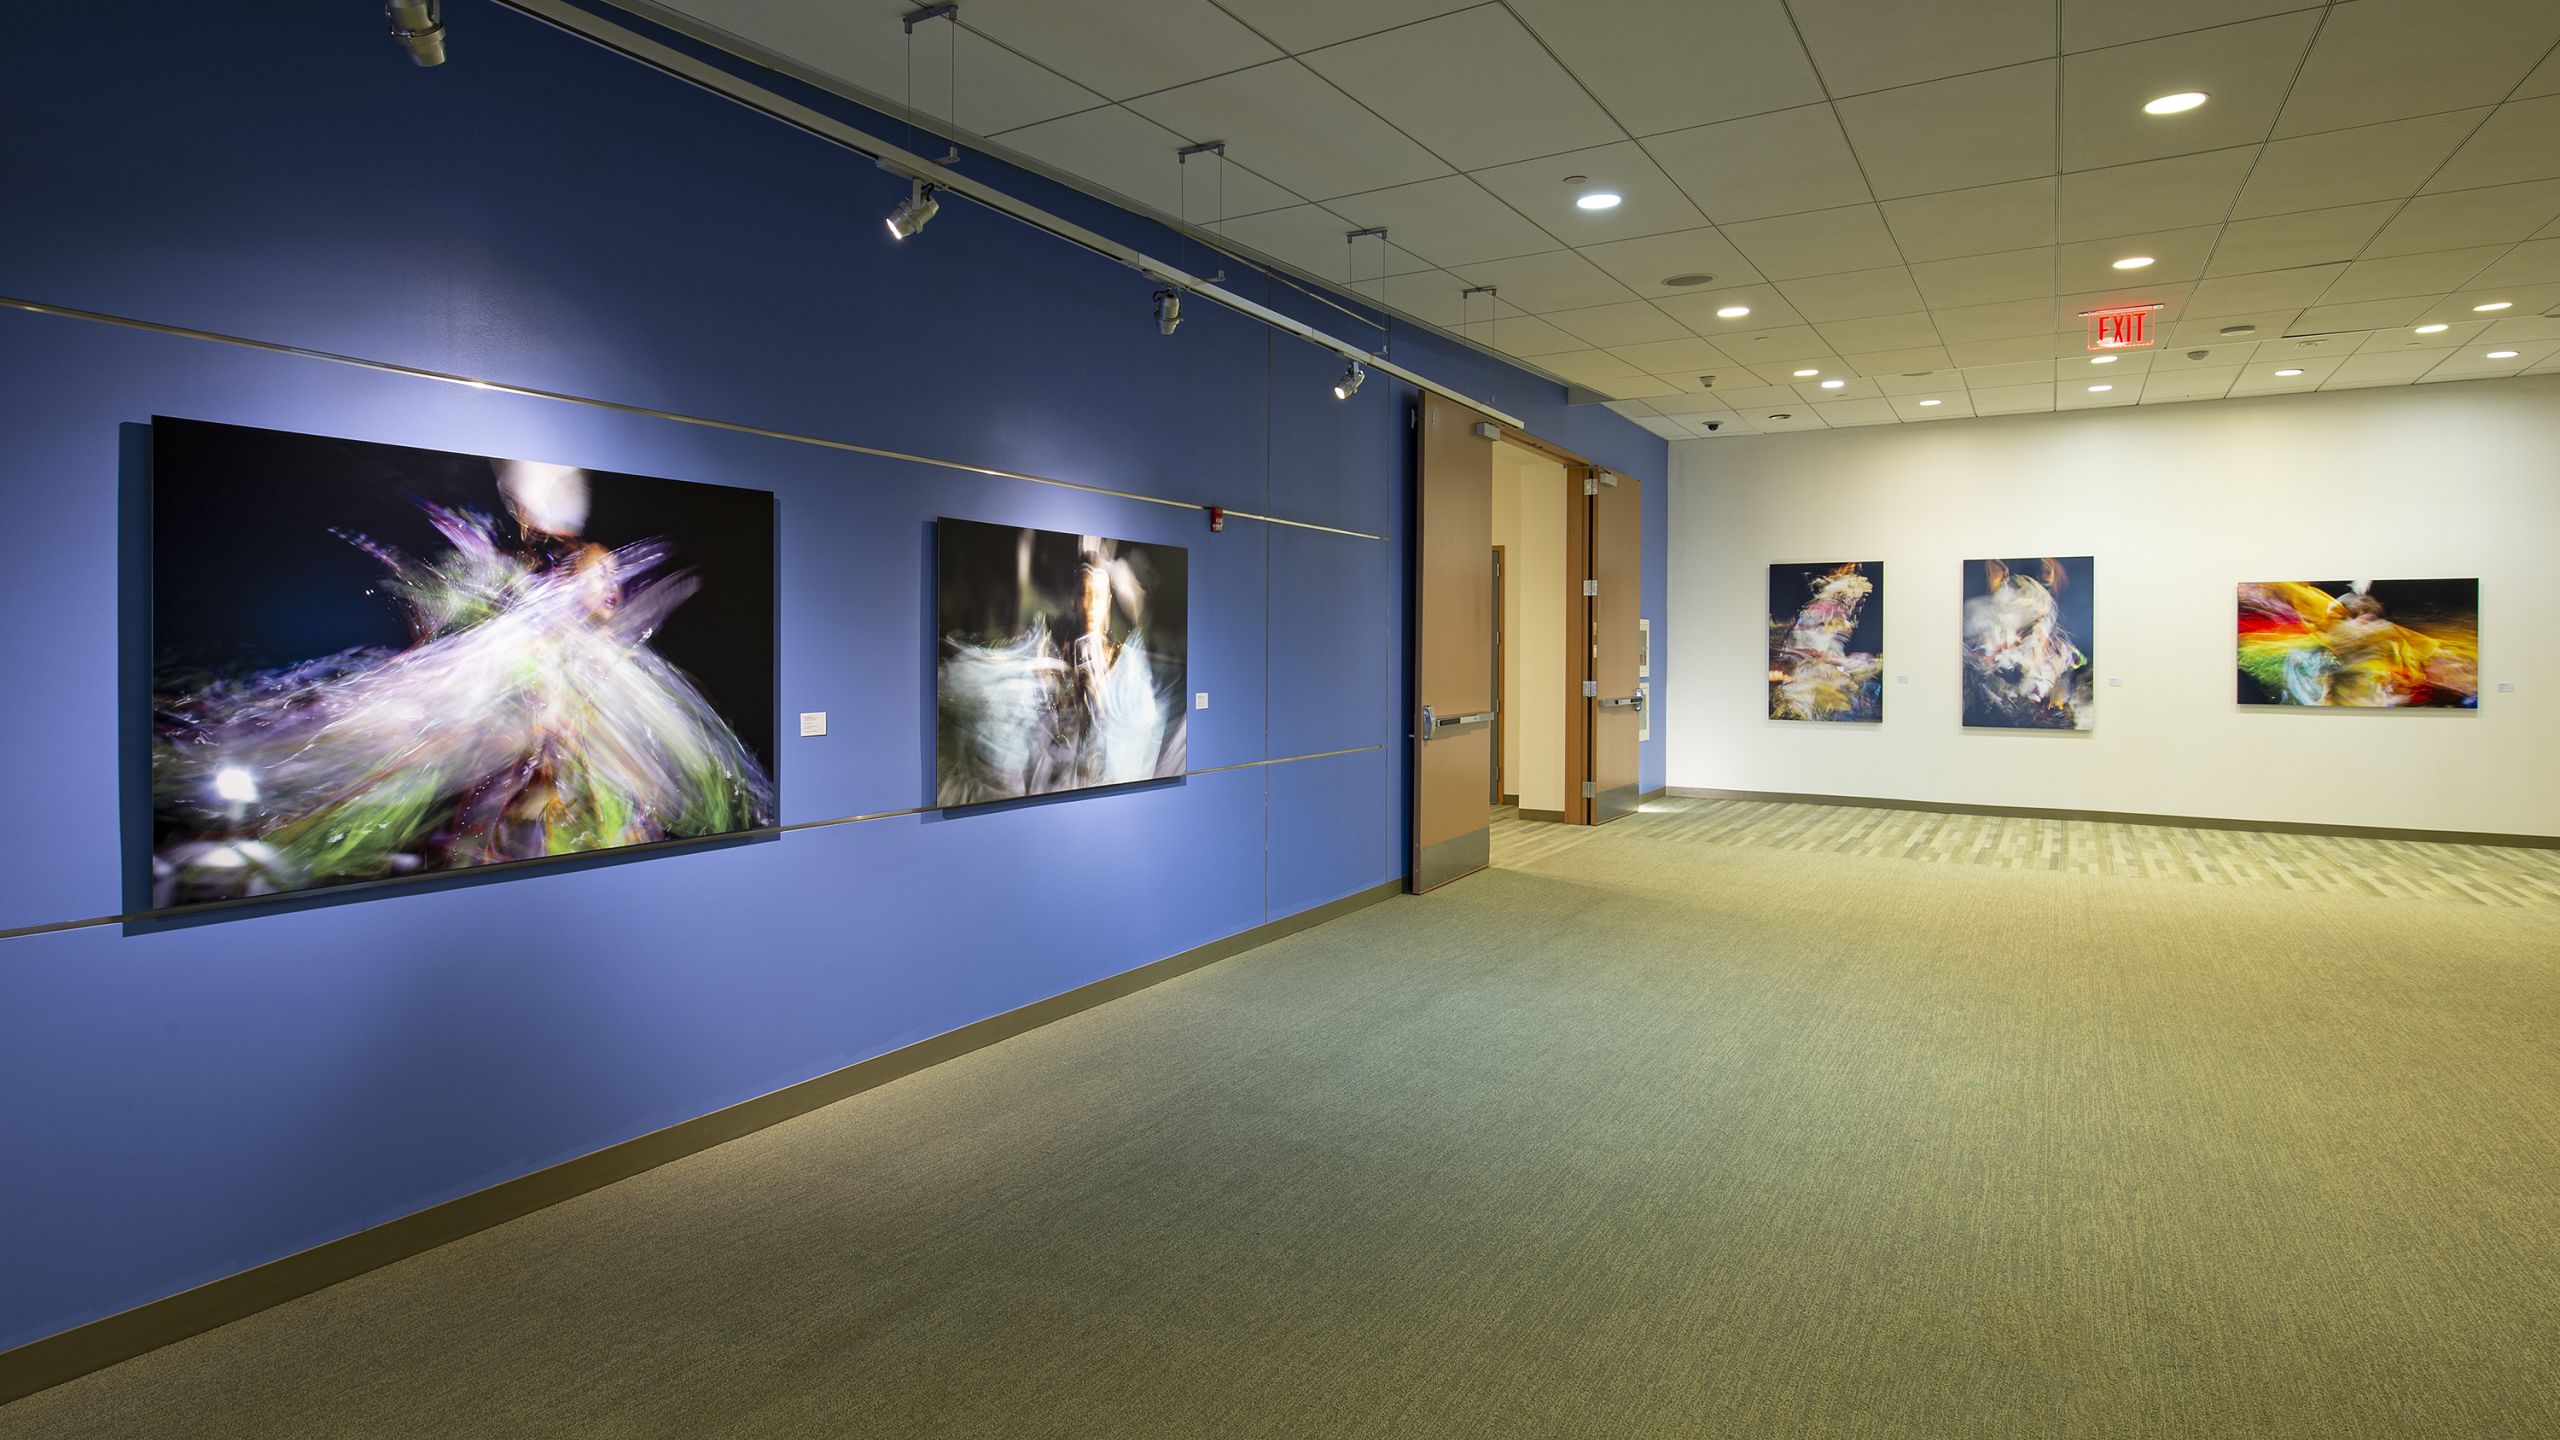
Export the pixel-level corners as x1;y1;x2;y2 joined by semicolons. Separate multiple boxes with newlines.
6;801;2556;1438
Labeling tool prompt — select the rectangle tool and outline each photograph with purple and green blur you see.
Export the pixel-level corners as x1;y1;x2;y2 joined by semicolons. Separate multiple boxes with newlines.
147;418;777;908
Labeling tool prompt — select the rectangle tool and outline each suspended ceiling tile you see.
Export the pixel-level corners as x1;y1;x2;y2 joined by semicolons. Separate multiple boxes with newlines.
1536;348;1648;385
1298;7;1624;171
2522;46;2560;99
2480;312;2560;343
2069;350;2152;378
2420;338;2559;379
2424;95;2560;193
1878;179;2058;263
1469;141;1709;244
1702;326;1838;364
2227;355;2343;394
1891;390;1975;419
2324;352;2444;386
1654;284;1808;332
2231;110;2488;218
2056;148;2257;242
1326;175;1561;267
1912;247;2058;309
1812;398;1904;426
1447;250;1641;313
1929;297;2061;343
1171;157;1308;228
2187;263;2350;316
2256;331;2363;362
1545;301;1693;348
1650;390;1736;417
2135;365;2241;402
1797;376;1887;402
2318;246;2509;305
1209;0;1477;52
1474;312;1586;357
1508;0;1826;137
1603;397;1662;419
2293;297;2432;332
2352;319;2493;352
997;106;1235;215
1127;61;1450;200
1970;382;2058;414
1842;345;1957;375
2465;238;2560;289
1215;205;1431;284
1774;268;1928;323
1834;63;2058;200
1717;384;1811;410
2060;0;2323;52
2205;202;2401;277
2054;283;2194;330
1634;415;1693;439
669;1;1111;137
1743;360;1841;386
1949;334;2061;367
2060;12;2320;171
1813;311;1944;353
1878;368;1969;395
2056;225;2222;291
1641;105;1873;224
2272;0;2560;138
1720;205;1905;281
1966;359;2068;387
956;0;1282;99
1369;268;1487;326
2365;180;2560;258
1576;228;1765;298
2435;280;2560;319
2062;373;2145;406
2162;308;2305;346
1607;337;1741;373
1591;375;1689;400
1748;409;1833;431
1787;0;2056;96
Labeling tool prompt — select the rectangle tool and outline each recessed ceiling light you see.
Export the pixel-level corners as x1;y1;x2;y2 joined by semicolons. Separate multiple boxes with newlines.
2274;368;2305;377
2089;355;2119;364
1792;368;1820;377
2486;350;2520;359
2219;324;2257;337
2088;384;2113;392
2111;256;2155;270
1768;413;1792;420
2414;323;2450;334
1715;305;1752;318
1576;192;1623;211
1819;378;1846;389
2144;91;2208;115
1660;273;1715;287
1918;399;1942;407
2472;301;2512;312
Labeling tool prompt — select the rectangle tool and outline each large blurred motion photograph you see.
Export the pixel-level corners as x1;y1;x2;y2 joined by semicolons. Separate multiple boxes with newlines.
148;417;778;908
935;517;1188;806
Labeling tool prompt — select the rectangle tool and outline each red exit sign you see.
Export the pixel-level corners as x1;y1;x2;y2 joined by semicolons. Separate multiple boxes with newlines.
2085;304;2162;351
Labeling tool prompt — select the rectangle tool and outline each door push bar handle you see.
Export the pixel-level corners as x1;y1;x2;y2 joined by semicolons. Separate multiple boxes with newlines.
1420;706;1496;739
1597;694;1646;710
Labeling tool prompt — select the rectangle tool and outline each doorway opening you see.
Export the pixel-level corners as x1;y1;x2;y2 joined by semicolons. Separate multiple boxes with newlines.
1489;439;1571;825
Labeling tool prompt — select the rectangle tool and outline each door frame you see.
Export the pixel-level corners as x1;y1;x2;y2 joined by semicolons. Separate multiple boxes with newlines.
1490;543;1506;806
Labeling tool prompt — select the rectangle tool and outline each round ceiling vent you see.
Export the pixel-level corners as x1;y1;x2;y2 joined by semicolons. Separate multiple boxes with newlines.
1660;273;1716;287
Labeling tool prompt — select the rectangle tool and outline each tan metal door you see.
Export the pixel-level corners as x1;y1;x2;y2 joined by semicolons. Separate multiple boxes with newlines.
1586;469;1643;824
1411;393;1496;891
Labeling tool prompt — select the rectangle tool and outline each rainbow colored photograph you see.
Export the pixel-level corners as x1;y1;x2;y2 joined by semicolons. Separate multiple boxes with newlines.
2235;580;2478;709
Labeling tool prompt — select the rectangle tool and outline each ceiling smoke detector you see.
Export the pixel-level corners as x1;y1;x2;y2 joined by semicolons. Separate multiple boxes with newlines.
1697;374;1716;388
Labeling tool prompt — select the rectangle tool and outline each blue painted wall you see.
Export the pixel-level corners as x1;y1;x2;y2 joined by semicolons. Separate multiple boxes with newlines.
0;0;1665;1350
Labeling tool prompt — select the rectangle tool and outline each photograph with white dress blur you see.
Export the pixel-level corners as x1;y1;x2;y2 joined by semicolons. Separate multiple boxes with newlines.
935;517;1188;806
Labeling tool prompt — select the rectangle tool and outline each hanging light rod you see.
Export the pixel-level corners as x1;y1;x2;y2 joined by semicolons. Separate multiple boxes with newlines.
491;0;1526;427
901;3;956;33
1176;140;1226;162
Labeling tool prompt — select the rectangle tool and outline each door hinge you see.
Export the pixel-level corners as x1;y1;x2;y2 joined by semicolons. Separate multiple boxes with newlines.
1583;579;1599;597
1580;780;1596;799
1582;680;1597;698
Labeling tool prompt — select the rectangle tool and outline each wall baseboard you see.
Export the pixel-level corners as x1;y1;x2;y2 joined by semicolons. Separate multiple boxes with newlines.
1666;787;2560;849
1516;807;1568;823
0;879;1404;1406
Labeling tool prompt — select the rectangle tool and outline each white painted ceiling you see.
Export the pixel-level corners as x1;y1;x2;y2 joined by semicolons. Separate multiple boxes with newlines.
654;0;2560;437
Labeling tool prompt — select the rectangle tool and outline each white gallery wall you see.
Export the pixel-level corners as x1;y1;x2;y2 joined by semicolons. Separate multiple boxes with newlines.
1665;375;2560;838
